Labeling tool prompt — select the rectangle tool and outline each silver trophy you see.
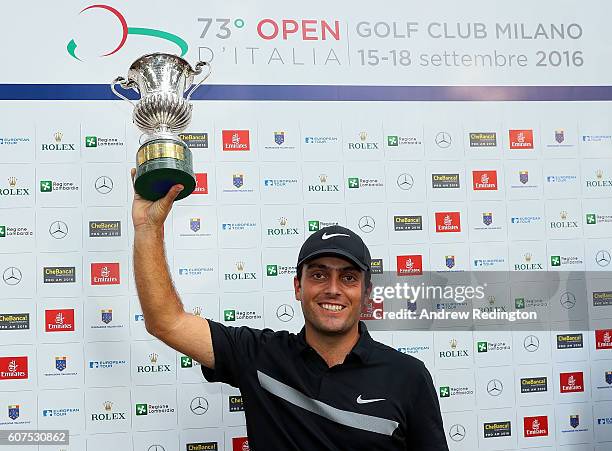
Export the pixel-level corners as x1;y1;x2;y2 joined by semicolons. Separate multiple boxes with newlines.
111;53;211;201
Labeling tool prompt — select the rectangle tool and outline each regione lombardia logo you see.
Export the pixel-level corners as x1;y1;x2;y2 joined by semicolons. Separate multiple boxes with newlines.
67;4;188;61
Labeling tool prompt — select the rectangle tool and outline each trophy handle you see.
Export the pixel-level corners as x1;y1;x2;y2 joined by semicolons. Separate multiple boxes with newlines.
185;61;212;102
111;76;136;106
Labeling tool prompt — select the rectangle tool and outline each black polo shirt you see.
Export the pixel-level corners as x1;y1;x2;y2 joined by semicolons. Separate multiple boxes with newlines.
201;319;448;451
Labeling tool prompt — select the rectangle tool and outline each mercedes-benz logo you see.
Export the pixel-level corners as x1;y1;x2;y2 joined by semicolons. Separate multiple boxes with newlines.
147;446;165;451
396;173;414;191
559;291;576;310
448;424;466;442
190;396;209;415
486;379;503;396
2;267;22;286
523;334;540;352
596;250;611;267
276;304;295;322
95;176;114;194
358;216;375;233
435;131;452;149
49;220;68;239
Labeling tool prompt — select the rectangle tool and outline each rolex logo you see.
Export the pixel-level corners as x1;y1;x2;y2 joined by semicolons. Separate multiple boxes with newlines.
450;338;458;349
8;177;16;188
560;211;568;220
319;174;328;183
103;401;113;411
54;131;63;143
149;353;158;364
525;253;532;262
488;295;496;306
596;169;604;180
236;261;245;271
192;306;202;317
279;217;288;227
360;131;367;141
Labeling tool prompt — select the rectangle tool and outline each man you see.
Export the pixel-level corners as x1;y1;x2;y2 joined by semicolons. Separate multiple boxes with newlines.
132;172;449;450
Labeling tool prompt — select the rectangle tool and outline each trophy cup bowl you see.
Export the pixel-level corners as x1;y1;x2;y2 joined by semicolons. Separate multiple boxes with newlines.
111;53;211;201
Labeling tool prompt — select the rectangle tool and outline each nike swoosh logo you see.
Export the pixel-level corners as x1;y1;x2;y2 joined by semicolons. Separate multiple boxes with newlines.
356;395;386;404
321;232;350;240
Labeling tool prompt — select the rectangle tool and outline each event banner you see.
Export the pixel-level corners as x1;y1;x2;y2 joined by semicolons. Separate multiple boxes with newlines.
0;1;611;450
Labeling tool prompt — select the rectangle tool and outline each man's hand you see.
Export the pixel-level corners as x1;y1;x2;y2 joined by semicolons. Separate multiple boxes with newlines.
131;168;183;232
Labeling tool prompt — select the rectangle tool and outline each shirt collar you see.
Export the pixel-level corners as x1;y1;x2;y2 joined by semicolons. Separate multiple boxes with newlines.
297;321;374;363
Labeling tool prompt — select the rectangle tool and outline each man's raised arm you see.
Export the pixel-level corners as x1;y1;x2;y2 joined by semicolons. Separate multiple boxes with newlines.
131;168;215;369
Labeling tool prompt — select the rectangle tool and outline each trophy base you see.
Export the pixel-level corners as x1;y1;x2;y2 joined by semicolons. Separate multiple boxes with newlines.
135;138;196;201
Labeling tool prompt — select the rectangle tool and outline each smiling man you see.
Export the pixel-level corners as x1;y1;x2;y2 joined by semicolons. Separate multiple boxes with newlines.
133;177;448;450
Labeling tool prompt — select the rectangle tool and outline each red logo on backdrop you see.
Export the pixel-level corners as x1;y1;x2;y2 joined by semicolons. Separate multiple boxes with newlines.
523;416;549;437
91;263;120;285
222;130;250;151
232;437;250;451
472;170;498;191
193;173;208;194
45;309;75;332
361;299;382;320
396;255;423;276
435;212;461;233
595;329;612;350
509;129;534;149
560;371;584;393
0;356;28;380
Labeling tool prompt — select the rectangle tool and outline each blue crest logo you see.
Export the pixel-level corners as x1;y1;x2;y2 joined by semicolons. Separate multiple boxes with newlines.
274;131;285;145
606;371;612;385
190;218;201;232
55;356;67;372
8;405;19;420
482;212;492;226
570;415;580;428
445;256;455;269
233;174;244;188
101;309;112;324
555;129;565;143
519;171;529;184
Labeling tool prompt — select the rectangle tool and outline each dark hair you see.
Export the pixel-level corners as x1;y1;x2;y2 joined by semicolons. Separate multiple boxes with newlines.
296;262;372;289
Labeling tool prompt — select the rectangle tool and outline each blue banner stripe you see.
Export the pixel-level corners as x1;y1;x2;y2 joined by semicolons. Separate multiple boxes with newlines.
1;84;612;101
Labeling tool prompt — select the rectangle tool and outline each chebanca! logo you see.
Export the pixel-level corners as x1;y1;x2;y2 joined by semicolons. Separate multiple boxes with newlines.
67;4;188;60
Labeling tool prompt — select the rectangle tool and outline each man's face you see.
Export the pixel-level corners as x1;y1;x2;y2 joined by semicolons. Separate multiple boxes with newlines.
294;256;371;335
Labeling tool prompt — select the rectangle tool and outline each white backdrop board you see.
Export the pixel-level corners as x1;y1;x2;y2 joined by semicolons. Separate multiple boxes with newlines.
0;1;611;450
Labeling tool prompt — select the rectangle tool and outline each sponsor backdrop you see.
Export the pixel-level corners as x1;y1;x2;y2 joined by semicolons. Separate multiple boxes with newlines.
1;1;612;450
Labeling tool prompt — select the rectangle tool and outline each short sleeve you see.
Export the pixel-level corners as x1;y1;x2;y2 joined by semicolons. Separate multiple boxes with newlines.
409;362;449;450
201;319;274;388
